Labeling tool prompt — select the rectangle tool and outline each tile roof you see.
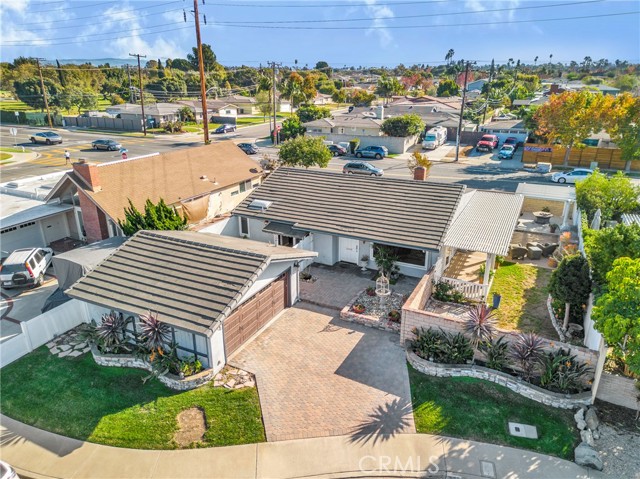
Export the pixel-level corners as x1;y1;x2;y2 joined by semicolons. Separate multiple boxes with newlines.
303;116;383;129
65;230;316;334
443;190;524;256
47;141;262;223
234;168;465;251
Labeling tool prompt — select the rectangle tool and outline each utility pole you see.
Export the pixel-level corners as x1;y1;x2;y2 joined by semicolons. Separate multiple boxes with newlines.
193;0;210;144
481;59;495;125
271;62;278;145
129;53;147;136
454;61;471;163
35;58;52;128
126;64;134;103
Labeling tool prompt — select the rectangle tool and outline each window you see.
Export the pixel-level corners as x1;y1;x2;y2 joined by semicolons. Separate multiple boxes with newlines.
278;235;294;247
239;217;249;235
239;180;251;193
34;250;44;263
374;244;426;267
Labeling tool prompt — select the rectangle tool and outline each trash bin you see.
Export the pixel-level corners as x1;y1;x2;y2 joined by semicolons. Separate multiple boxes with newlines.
492;293;502;309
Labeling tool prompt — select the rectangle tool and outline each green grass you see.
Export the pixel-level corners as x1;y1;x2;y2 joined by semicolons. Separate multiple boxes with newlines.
0;152;12;161
489;262;556;338
0;347;266;449
387;153;400;158
0;98;111;115
409;365;578;459
0;146;27;153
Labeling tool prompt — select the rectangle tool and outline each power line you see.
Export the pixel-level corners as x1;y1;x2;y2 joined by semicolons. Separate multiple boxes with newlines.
204;0;452;7
28;1;119;14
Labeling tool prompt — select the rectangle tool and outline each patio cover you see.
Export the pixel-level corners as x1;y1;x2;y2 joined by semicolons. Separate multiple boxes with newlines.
443;190;524;256
262;221;307;238
515;183;576;202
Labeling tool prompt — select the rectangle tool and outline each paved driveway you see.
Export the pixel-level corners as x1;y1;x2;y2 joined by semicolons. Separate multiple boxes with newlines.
231;303;415;442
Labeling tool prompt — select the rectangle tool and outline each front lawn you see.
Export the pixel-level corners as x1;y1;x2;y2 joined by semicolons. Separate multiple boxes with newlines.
409;365;578;459
489;262;556;338
0;347;265;449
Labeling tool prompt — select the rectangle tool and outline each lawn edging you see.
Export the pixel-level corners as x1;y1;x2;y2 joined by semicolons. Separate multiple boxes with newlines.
406;348;592;409
90;345;214;391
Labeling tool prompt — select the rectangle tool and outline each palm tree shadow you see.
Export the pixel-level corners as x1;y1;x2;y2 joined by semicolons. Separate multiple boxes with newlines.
349;397;413;445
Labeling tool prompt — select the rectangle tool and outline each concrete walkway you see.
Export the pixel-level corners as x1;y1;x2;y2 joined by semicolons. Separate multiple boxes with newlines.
0;414;602;479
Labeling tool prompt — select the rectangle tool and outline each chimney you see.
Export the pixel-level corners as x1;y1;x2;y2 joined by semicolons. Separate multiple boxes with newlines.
73;159;101;192
550;84;560;95
414;166;427;181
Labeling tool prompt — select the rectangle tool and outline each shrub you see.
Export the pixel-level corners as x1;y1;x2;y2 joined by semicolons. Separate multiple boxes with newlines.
412;327;473;364
388;310;401;323
139;311;172;355
381;114;425;137
441;331;474;364
366;286;376;296
373;245;401;282
432;281;466;304
464;303;497;351
180;356;204;377
96;312;132;353
412;327;444;362
510;333;545;382
539;348;591;393
480;336;510;371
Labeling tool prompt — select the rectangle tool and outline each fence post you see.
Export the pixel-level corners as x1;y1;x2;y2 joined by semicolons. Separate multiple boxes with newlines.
590;337;608;404
20;321;34;352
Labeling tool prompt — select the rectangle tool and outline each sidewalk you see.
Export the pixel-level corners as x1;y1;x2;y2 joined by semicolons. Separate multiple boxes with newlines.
0;414;602;479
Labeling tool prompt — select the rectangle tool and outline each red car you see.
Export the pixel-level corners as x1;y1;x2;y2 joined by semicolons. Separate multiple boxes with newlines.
503;136;519;151
476;135;499;152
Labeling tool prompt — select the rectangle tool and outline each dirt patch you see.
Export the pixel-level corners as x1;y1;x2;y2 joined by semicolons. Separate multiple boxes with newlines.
174;407;207;447
445;145;474;158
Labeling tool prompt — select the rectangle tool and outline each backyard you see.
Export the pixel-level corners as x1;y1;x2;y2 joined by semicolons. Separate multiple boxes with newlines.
0;347;266;449
408;365;578;459
488;262;556;338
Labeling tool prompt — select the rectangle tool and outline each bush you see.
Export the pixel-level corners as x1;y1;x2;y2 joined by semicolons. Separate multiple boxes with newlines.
510;333;544;382
180;356;203;377
381;114;425;137
348;138;360;154
539;348;591;393
480;337;510;371
412;327;473;364
432;281;466;304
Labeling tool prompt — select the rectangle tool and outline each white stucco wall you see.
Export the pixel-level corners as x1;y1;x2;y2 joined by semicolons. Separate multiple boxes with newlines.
313;233;338;265
243;217;277;243
199;217;239;237
209;325;226;374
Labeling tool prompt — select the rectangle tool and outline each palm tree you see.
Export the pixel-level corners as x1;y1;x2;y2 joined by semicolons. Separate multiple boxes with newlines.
549;53;553;64
445;49;455;65
534;56;539;66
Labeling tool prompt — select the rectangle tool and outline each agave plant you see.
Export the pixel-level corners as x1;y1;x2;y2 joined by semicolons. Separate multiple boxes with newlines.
464;303;497;352
96;312;130;353
510;333;544;382
139;311;171;354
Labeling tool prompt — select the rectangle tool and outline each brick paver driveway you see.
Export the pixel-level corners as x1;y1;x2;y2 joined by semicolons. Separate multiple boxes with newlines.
231;303;415;442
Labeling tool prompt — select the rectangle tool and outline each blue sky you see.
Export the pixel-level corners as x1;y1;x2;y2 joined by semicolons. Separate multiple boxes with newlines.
1;0;639;67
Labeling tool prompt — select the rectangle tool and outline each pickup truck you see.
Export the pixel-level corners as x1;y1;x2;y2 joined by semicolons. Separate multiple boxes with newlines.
476;135;499;152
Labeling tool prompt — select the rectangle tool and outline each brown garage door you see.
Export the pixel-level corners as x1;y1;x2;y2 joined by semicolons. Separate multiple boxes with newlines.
223;271;289;357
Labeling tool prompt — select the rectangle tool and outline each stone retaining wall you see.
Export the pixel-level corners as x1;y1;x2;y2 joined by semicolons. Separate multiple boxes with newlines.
91;346;214;391
407;349;592;409
595;372;639;411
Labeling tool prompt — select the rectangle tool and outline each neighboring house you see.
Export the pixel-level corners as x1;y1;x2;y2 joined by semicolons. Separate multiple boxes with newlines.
312;93;333;105
105;103;184;127
43;141;264;243
479;119;530;144
66;230;316;374
512;96;549;107
227;168;465;278
219;95;260;115
621;214;640;226
388;95;462;113
304;116;383;137
465;79;489;92
177;100;238;122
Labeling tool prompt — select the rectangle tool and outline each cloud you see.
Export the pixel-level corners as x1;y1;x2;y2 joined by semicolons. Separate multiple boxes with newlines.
464;0;522;26
364;0;395;48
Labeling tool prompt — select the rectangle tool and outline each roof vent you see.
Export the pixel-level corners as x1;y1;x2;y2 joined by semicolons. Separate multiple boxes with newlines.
248;199;272;211
5;182;18;189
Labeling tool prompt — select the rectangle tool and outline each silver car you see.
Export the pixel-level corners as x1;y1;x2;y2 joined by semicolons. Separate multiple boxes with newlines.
30;131;62;144
343;161;384;176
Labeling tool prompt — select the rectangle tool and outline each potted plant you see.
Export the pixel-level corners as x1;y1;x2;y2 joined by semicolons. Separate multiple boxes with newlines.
360;254;370;272
365;286;376;297
352;303;366;314
388;309;401;323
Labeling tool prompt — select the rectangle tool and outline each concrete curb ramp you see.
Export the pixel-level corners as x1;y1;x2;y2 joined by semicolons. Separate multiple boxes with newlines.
0;415;604;479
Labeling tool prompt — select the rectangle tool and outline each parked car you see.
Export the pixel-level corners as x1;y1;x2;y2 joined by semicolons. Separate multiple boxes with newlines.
354;145;388;159
343;161;384;176
498;144;516;160
551;168;594;184
503;137;519;151
476;135;499;152
328;144;347;157
237;143;259;155
214;124;236;134
91;139;122;151
30;131;62;145
0;247;53;289
0;461;17;479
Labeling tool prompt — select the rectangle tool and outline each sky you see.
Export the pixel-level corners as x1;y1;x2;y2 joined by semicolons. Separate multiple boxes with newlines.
1;0;639;67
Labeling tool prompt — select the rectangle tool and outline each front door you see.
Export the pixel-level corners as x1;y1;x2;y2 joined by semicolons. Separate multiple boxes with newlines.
339;237;359;264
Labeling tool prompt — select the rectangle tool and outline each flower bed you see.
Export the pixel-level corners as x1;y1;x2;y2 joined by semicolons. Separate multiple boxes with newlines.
340;289;405;332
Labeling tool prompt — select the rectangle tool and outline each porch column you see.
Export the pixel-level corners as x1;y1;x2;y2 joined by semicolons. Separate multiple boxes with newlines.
484;253;495;285
561;200;572;229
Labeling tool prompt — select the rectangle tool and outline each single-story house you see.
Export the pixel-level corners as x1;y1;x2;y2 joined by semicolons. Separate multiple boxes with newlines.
177;100;238;122
226;167;465;278
388;95;462;113
479;119;530;144
304;116;382;137
105;103;183;127
43;141;264;243
219;95;260;115
312;93;333;105
66;230;317;373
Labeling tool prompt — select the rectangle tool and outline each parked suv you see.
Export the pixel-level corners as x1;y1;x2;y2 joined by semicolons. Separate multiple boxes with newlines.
0;248;53;289
354;145;388;159
476;135;499;152
343;161;384;176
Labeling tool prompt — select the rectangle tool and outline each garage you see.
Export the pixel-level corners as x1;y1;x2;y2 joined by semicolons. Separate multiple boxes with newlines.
223;271;289;357
0;221;42;253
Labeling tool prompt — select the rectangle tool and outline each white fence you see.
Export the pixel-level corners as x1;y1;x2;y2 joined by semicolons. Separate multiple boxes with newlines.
441;276;490;301
0;299;90;368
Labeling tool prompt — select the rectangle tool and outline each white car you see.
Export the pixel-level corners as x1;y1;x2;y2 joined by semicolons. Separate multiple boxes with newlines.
0;247;53;289
550;168;593;184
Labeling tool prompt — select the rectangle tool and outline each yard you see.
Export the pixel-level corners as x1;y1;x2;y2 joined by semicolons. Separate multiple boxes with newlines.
0;347;266;449
408;365;578;459
489;262;557;338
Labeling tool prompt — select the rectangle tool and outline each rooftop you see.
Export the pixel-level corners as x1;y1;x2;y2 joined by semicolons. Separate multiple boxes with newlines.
481;119;527;130
515;183;576;202
65;230;316;334
303;116;383;129
234;167;465;251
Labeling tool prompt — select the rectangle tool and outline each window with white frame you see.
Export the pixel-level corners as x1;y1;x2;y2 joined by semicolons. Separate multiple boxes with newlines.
239;217;249;235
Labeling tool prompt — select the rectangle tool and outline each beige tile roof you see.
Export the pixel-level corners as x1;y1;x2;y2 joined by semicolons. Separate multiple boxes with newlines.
62;141;262;222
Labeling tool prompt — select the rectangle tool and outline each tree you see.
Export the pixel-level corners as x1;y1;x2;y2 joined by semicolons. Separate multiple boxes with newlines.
170;58;193;72
146;76;187;100
584;223;640;286
436;78;459;97
281;72;305;109
534;90;607;166
296;104;330;123
375;75;405;105
592;257;640;374
348;89;376;106
278;135;331;168
381;114;425;137
603;93;640;170
13;77;61;110
177;106;195;122
445;49;455;65
118;199;187;236
315;61;329;71
575;170;640;222
613;74;638;92
280;116;305;141
255;90;272;121
187;43;217;72
302;74;318;103
407;150;433;175
548;254;592;330
332;89;347;105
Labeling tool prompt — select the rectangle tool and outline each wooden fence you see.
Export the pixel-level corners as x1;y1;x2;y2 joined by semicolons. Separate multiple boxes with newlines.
522;144;639;172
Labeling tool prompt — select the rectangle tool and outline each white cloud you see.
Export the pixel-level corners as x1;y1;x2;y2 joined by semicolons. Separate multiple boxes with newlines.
464;0;521;26
364;0;395;48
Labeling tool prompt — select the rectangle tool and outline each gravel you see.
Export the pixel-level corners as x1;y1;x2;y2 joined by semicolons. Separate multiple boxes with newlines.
353;291;404;320
595;424;640;479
